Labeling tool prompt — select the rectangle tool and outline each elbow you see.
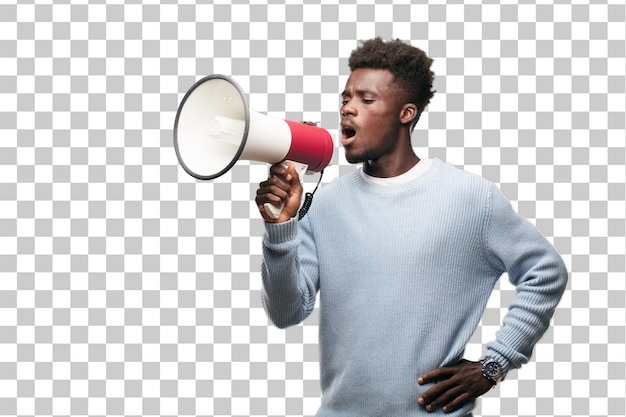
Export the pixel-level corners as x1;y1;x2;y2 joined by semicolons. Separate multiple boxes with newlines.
267;310;303;329
262;297;305;329
536;254;569;304
542;252;569;298
272;318;297;330
538;244;569;292
554;253;569;294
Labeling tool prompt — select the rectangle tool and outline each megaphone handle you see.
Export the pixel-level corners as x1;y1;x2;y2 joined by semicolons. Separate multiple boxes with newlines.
264;161;309;220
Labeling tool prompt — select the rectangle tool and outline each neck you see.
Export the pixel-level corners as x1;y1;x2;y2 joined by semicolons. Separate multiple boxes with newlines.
363;132;420;178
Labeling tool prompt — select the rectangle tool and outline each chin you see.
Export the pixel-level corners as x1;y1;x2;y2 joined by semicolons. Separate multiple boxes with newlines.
345;151;364;164
345;151;373;165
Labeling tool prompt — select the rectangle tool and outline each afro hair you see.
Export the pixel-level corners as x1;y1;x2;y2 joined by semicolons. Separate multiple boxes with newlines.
348;38;435;122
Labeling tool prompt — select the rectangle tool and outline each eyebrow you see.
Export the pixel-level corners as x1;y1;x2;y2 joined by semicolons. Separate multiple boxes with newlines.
341;88;378;97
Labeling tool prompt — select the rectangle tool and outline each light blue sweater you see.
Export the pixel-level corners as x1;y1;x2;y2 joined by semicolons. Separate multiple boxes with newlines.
261;159;568;416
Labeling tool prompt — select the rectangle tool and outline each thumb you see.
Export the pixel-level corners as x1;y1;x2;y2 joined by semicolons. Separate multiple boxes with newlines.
280;163;304;216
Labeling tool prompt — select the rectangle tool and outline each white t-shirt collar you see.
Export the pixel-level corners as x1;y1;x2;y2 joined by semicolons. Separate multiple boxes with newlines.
360;158;434;186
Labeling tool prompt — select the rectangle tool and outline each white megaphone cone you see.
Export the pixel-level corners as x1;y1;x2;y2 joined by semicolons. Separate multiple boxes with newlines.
173;74;334;219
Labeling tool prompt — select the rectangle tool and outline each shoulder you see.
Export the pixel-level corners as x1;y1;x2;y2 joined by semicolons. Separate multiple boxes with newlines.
432;159;495;196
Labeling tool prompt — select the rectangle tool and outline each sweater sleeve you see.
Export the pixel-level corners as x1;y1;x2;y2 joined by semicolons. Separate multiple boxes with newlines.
260;216;320;329
481;184;568;375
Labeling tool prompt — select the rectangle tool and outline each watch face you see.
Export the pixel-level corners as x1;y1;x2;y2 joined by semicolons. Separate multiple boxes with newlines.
483;360;501;377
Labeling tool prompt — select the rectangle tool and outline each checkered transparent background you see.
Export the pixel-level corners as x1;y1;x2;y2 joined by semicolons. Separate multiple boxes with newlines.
1;1;625;416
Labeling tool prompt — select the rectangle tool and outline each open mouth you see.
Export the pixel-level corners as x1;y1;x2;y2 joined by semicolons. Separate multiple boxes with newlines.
343;128;356;138
341;123;357;146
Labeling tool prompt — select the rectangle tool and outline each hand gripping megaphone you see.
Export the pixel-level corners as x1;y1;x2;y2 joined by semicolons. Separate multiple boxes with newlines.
173;74;334;219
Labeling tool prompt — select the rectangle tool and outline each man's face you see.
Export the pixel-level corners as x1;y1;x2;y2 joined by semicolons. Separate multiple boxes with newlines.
340;68;404;165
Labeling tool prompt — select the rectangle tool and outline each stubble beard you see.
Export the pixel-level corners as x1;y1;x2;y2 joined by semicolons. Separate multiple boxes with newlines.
345;149;377;165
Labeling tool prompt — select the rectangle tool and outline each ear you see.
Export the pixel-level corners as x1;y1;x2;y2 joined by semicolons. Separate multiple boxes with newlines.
399;103;419;126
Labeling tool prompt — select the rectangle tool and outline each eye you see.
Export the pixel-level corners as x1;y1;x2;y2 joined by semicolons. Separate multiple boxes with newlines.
362;98;375;104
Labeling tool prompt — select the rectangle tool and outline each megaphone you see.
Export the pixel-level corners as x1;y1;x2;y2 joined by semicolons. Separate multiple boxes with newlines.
174;74;334;219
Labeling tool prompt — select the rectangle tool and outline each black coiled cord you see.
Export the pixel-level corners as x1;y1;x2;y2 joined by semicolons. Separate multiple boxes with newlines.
298;170;323;220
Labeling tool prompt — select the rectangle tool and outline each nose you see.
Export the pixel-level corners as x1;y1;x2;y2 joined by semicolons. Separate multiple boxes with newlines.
341;100;355;118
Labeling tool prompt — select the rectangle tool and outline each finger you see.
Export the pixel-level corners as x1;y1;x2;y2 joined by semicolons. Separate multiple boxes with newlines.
256;187;289;208
257;163;305;222
418;369;439;384
256;192;287;222
280;163;303;200
269;163;293;181
442;392;471;413
422;384;464;412
418;377;457;406
418;366;454;384
259;172;290;190
257;176;291;199
255;183;290;220
284;162;299;182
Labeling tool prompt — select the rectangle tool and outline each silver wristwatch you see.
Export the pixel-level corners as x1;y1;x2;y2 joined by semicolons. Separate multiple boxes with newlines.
481;358;504;384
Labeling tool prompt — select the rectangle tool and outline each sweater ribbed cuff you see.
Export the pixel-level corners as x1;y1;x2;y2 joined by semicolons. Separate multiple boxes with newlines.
264;217;299;245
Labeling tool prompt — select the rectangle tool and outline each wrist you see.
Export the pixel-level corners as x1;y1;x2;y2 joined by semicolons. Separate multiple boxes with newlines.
481;357;504;385
263;217;299;243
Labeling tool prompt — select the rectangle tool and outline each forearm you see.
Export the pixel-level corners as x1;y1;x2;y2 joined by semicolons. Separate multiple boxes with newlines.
486;246;568;372
261;217;318;328
484;184;569;373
